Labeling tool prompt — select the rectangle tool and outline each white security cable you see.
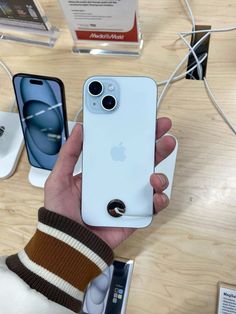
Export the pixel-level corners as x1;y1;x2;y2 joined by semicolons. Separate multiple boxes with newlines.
179;29;232;132
158;31;211;107
157;52;207;86
0;60;16;112
0;60;13;79
158;27;236;106
157;0;200;105
178;32;203;80
73;107;83;122
204;78;236;134
188;73;196;80
178;1;236;135
8;99;17;112
180;26;236;37
183;0;196;38
182;37;236;134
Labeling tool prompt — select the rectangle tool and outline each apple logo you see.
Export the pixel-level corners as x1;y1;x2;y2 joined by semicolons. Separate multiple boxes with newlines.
111;143;126;161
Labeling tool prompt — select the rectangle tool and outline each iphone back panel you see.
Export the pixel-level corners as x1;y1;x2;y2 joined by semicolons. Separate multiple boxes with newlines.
82;76;157;228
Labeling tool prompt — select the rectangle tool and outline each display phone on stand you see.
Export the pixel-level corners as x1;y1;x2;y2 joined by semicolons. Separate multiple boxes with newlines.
82;76;158;229
13;73;69;171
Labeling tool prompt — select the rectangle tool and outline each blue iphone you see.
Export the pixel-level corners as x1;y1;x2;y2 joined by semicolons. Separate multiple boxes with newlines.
13;73;69;171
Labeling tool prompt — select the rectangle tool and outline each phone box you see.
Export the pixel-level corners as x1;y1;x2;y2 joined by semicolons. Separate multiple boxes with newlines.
217;282;236;314
81;258;134;314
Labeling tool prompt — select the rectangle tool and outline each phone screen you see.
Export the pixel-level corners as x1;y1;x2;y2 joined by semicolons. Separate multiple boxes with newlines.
13;74;68;171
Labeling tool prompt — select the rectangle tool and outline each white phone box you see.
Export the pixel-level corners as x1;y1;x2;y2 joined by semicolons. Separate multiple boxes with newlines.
82;258;134;314
218;282;236;314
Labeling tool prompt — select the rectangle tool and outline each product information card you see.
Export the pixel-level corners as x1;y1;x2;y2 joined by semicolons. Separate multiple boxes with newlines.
0;0;47;31
59;0;139;43
218;283;236;314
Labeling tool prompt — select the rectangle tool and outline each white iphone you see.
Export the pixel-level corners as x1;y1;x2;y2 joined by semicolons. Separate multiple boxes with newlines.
82;76;158;228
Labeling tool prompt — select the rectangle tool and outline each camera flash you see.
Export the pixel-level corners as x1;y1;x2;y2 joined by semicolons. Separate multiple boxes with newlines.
108;84;114;91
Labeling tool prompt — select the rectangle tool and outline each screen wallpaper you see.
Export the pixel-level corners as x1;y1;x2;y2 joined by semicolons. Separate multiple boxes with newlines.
14;76;67;170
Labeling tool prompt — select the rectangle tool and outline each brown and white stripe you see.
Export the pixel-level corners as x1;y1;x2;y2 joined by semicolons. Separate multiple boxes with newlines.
6;208;114;313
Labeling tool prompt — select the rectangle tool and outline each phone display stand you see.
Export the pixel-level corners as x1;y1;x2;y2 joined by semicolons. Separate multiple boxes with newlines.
0;111;24;179
0;0;59;48
28;121;81;188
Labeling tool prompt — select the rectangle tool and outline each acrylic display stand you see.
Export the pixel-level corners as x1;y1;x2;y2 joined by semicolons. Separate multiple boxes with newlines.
0;24;59;47
0;111;24;179
72;26;143;57
58;0;143;56
0;1;59;47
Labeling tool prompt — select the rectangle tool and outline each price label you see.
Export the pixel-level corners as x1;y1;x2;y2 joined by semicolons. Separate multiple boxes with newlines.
59;0;139;43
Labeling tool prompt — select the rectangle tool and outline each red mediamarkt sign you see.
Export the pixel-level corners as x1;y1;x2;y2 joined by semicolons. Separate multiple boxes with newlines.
76;16;138;43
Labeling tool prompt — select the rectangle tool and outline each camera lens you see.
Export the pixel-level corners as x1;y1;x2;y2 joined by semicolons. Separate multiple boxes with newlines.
101;95;117;111
88;81;103;96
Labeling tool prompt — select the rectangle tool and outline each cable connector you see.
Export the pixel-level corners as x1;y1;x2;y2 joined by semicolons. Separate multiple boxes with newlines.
0;126;5;137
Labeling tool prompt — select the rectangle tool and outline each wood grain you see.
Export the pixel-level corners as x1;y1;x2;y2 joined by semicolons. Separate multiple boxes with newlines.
0;1;236;313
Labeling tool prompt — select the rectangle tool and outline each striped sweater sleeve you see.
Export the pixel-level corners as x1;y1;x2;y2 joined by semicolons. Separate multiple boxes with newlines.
6;208;114;313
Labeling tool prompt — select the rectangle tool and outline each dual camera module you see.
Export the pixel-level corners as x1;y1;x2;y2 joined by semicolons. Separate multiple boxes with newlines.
88;81;117;111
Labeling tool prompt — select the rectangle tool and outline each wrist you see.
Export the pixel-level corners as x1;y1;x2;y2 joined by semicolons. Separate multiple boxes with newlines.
44;200;82;224
7;207;114;313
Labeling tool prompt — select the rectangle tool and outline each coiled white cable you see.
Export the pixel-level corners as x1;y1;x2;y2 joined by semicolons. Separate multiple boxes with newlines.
178;0;236;134
157;31;211;107
178;32;203;80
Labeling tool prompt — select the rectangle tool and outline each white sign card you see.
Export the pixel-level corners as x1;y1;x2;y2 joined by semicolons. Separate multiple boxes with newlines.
59;0;139;43
218;283;236;314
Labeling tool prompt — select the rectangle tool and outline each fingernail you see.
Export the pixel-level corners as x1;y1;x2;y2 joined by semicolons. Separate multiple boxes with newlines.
158;174;168;188
161;194;169;205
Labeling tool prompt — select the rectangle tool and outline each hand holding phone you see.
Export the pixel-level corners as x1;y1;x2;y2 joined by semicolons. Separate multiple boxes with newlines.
44;119;175;247
82;76;158;228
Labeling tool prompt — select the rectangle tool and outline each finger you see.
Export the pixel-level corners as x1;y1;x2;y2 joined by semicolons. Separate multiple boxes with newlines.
156;117;172;140
73;173;82;192
150;173;169;193
153;193;169;215
155;135;176;165
53;123;83;177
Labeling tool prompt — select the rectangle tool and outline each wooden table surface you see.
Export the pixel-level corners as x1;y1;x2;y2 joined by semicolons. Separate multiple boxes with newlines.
0;1;236;313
